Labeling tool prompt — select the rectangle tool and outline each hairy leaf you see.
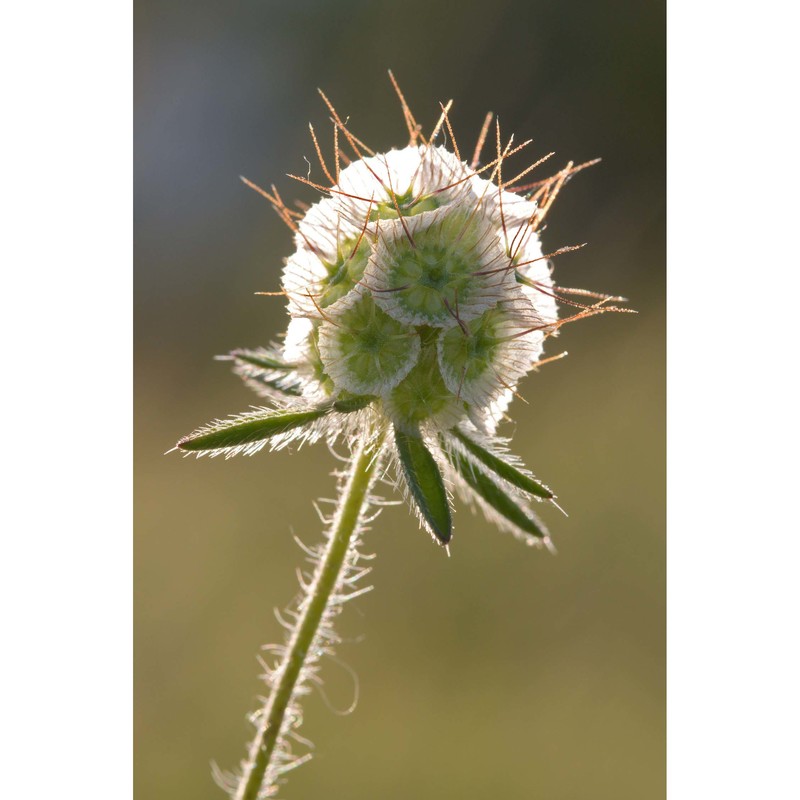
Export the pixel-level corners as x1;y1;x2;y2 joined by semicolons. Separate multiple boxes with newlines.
178;407;329;453
394;426;452;544
229;348;293;371
451;427;554;499
227;348;305;398
448;447;549;539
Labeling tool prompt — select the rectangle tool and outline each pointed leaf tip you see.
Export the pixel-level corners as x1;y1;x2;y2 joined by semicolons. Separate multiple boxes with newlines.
394;426;452;545
451;427;555;500
229;349;293;372
177;407;329;454
227;348;306;399
447;447;549;540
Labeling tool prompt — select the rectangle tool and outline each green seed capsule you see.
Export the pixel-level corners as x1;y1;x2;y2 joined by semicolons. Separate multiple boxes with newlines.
318;291;421;395
366;205;511;328
437;299;536;406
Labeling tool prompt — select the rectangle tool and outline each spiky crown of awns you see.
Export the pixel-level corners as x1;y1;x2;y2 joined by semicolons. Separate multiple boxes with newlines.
176;75;629;548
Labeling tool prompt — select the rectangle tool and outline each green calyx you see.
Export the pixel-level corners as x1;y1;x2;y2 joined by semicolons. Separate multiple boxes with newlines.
304;322;335;396
318;292;421;395
368;187;440;221
318;236;371;309
440;306;503;376
384;337;463;430
370;209;503;327
437;305;515;403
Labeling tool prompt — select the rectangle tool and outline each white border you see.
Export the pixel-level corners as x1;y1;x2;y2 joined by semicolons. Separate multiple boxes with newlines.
2;1;798;798
669;1;799;797
1;3;132;798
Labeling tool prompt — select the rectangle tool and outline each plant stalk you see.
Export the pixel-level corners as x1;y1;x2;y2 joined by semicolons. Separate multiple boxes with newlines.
234;432;384;800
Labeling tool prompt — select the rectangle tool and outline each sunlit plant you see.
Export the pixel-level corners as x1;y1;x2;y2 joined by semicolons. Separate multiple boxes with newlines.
175;72;629;799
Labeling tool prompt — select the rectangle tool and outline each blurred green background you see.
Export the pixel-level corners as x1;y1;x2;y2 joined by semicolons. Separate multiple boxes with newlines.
135;1;664;797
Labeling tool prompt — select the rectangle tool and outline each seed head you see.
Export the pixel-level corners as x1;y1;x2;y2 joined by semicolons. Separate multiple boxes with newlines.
176;74;631;548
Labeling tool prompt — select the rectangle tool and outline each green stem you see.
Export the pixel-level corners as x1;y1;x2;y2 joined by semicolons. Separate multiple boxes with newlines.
234;432;385;800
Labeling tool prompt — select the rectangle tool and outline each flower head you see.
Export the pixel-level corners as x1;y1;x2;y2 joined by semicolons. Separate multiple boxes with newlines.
176;75;630;548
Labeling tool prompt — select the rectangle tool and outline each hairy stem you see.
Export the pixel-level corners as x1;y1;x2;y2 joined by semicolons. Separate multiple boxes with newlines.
234;432;385;800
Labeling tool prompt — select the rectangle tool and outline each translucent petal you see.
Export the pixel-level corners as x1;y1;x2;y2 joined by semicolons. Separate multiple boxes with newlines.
471;175;538;232
333;145;477;228
282;317;334;399
294;195;360;261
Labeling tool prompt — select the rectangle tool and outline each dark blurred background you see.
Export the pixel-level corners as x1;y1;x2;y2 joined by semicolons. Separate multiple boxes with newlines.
135;1;664;797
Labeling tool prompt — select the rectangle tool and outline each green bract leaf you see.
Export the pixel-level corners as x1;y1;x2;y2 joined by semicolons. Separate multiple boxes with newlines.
452;427;554;499
228;348;293;372
394;426;452;544
225;348;305;399
240;373;305;399
178;407;329;454
447;447;549;539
